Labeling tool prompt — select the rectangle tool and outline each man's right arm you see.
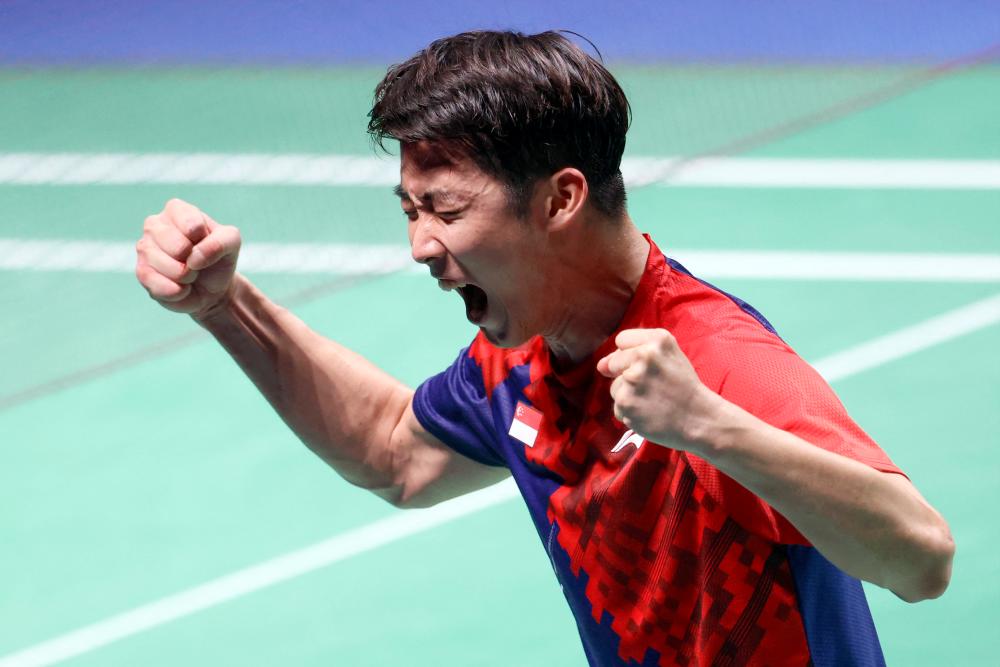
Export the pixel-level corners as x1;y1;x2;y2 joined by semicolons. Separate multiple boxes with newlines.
135;199;509;508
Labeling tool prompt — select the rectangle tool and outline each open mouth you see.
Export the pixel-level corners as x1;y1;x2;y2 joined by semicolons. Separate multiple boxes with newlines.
457;284;488;324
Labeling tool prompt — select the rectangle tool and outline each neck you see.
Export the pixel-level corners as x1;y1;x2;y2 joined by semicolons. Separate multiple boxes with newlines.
542;215;649;368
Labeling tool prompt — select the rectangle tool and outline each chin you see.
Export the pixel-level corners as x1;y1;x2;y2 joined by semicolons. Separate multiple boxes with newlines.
481;320;532;348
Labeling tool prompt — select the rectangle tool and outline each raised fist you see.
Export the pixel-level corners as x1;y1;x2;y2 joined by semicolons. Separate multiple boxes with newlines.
135;198;242;317
597;328;712;449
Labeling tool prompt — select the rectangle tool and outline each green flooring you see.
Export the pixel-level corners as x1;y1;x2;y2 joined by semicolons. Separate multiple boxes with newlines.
1;64;996;157
1;61;998;665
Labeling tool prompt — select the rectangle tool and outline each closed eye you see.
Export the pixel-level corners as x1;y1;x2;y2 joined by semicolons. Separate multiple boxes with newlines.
401;206;462;222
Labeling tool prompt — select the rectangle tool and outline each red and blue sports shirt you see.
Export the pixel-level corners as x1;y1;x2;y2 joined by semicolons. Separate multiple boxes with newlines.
413;236;902;666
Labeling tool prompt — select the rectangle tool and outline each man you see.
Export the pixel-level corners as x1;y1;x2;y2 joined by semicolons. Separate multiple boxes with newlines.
135;31;953;666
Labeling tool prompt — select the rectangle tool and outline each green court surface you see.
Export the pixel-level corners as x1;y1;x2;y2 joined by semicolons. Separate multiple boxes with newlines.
1;64;998;665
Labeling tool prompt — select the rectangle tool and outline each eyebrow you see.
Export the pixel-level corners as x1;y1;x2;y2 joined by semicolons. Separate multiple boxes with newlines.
393;184;462;207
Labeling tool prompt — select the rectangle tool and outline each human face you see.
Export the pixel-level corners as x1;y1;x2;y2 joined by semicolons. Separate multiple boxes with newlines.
397;143;548;347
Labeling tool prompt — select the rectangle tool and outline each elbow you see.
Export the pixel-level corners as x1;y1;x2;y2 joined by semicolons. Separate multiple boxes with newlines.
388;470;449;509
358;477;434;509
369;484;410;508
332;461;421;509
369;477;441;510
896;523;956;603
391;490;441;510
917;529;956;601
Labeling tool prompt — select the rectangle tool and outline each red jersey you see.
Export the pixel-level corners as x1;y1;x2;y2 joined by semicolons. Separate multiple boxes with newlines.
413;236;900;666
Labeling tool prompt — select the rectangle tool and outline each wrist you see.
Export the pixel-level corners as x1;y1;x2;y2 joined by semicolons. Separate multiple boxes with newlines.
678;385;733;460
191;274;245;327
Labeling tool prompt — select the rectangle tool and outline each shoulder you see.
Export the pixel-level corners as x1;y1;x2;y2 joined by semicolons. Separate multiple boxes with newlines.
648;257;786;391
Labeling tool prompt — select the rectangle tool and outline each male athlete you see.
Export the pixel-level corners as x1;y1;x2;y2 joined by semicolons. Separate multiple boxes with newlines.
135;31;953;666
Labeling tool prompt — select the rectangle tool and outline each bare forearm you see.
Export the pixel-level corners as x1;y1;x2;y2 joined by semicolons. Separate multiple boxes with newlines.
683;389;954;601
193;273;411;490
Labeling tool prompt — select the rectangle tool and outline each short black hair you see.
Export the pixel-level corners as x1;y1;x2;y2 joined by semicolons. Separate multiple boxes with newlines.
368;30;631;217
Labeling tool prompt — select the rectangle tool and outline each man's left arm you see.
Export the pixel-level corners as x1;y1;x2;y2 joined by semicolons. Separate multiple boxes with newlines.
597;328;955;603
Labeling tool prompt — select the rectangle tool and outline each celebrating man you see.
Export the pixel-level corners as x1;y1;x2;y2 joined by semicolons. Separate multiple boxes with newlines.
135;31;953;666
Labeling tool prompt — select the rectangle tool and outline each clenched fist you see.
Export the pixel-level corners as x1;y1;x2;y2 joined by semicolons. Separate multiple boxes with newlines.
135;198;242;317
596;328;717;449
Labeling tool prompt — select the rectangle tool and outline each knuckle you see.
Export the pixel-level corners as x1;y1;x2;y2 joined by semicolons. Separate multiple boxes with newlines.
160;233;191;258
152;279;180;299
166;200;202;229
198;237;219;259
162;285;189;302
161;261;184;281
182;217;203;235
175;237;194;256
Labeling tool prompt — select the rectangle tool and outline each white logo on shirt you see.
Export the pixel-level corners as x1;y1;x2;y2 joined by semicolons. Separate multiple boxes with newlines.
611;429;645;453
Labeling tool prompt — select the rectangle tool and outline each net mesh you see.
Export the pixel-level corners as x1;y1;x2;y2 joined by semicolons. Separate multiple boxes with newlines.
0;1;997;406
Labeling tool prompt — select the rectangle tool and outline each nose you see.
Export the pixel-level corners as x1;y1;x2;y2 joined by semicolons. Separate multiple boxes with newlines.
409;218;446;267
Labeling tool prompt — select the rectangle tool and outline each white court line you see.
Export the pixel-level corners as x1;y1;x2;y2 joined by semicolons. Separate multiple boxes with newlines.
814;294;1000;381
631;157;1000;189
1;152;1000;188
0;481;522;667
2;239;1000;282
667;251;1000;282
2;292;999;667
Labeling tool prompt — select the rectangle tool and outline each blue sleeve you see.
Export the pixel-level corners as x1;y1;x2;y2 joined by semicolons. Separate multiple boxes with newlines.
412;347;507;468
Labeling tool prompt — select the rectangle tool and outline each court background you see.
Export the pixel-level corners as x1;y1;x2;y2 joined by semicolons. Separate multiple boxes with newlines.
1;2;998;665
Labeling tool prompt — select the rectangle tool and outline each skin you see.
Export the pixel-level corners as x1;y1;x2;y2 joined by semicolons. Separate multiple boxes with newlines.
397;141;649;361
596;329;954;602
135;141;954;602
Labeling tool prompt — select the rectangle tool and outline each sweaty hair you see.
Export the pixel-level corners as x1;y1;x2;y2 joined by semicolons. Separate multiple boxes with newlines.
368;30;631;217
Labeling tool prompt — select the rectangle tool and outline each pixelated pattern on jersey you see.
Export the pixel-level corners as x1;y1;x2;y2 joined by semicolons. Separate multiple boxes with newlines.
450;238;894;665
524;398;811;665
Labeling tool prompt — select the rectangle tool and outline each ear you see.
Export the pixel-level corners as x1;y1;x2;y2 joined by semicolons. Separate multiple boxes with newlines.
543;168;588;231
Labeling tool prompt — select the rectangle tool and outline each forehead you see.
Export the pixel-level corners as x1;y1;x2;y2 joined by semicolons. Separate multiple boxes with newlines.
398;142;498;202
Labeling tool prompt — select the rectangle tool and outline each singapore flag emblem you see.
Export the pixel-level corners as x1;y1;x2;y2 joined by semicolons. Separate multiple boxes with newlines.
509;402;542;447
